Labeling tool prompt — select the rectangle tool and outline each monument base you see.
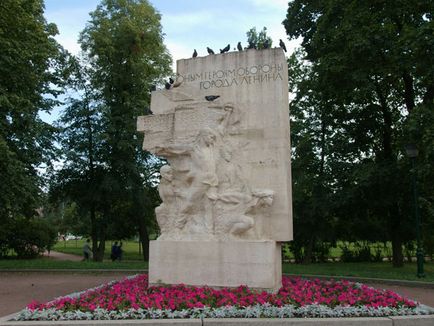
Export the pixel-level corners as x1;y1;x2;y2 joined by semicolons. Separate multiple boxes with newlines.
149;240;282;291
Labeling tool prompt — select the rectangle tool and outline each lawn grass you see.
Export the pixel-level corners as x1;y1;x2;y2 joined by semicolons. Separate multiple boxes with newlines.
1;255;432;283
3;239;432;283
283;261;434;282
0;257;147;270
53;240;144;261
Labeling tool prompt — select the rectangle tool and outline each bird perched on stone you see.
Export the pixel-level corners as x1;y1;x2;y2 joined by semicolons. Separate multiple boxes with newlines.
169;77;175;85
279;39;287;52
207;47;215;55
205;95;220;101
263;39;270;49
165;82;171;90
172;80;182;88
237;42;243;51
192;49;197;58
220;44;230;53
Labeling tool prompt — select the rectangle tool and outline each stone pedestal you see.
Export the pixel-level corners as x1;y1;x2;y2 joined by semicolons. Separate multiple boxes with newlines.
139;48;292;291
149;240;282;291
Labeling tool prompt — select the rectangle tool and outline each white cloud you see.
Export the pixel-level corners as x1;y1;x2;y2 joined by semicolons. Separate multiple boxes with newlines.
165;41;194;71
251;0;289;10
162;11;215;33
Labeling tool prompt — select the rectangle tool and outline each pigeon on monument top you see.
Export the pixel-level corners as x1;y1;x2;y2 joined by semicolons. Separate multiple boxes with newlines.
279;39;287;52
192;49;198;58
165;82;171;90
207;47;215;55
220;44;230;53
205;95;220;101
169;77;175;84
263;39;270;49
237;42;243;51
172;80;182;88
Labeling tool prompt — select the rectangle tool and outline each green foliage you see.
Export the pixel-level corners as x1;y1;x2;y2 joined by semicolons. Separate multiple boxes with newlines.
0;0;65;258
246;27;272;49
284;0;434;267
339;243;382;263
283;261;434;282
0;258;148;270
2;217;56;259
51;0;171;261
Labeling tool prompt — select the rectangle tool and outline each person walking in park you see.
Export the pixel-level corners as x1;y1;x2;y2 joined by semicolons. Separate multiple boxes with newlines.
111;242;118;261
110;241;123;261
82;239;92;261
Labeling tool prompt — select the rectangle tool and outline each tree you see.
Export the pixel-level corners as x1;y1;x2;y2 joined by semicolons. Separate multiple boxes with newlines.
284;0;434;266
287;50;331;263
51;54;110;260
246;27;273;49
0;0;65;256
68;0;171;260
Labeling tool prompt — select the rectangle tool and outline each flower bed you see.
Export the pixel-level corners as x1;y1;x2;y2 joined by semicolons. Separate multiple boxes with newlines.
15;274;433;320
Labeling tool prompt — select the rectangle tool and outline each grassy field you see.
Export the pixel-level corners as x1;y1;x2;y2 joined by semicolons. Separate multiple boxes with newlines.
283;261;434;282
0;257;147;270
0;258;431;282
54;239;144;261
1;240;430;283
57;240;396;261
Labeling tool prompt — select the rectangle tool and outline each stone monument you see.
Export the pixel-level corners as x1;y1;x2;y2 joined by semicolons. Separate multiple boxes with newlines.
137;48;292;291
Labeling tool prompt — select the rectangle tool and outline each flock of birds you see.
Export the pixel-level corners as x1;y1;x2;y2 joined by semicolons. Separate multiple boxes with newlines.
162;39;288;93
192;39;287;58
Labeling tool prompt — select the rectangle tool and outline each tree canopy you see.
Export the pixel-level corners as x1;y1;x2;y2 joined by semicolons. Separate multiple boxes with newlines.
0;0;64;256
52;0;172;260
284;0;434;266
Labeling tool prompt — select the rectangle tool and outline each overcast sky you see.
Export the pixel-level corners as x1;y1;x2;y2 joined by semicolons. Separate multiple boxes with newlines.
44;0;298;64
42;0;298;122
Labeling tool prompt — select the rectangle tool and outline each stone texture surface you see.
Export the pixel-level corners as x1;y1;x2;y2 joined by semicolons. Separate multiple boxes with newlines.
138;48;292;290
2;315;433;325
204;318;393;325
137;48;292;242
389;315;434;326
0;319;201;326
149;240;282;290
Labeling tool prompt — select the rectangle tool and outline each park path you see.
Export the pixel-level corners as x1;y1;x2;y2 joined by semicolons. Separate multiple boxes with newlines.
0;272;133;317
43;250;83;261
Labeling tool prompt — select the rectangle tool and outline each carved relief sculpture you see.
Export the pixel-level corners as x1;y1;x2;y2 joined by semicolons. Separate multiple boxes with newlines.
143;96;274;241
138;48;292;290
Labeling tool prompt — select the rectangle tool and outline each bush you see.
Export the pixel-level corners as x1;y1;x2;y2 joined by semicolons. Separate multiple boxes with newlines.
339;242;376;262
0;223;12;258
286;241;332;264
8;217;57;259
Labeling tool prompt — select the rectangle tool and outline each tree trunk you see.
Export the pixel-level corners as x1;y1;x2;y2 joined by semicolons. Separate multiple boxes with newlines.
390;204;404;267
138;217;150;261
302;237;314;264
375;85;404;267
90;207;99;261
95;237;105;262
402;72;415;113
391;232;404;267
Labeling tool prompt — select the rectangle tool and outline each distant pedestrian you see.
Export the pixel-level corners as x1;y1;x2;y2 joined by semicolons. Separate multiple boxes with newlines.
111;241;118;261
117;242;123;261
110;241;123;261
82;239;92;261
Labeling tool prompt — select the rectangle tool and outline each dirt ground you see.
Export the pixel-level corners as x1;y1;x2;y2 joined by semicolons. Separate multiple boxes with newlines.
0;272;134;317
